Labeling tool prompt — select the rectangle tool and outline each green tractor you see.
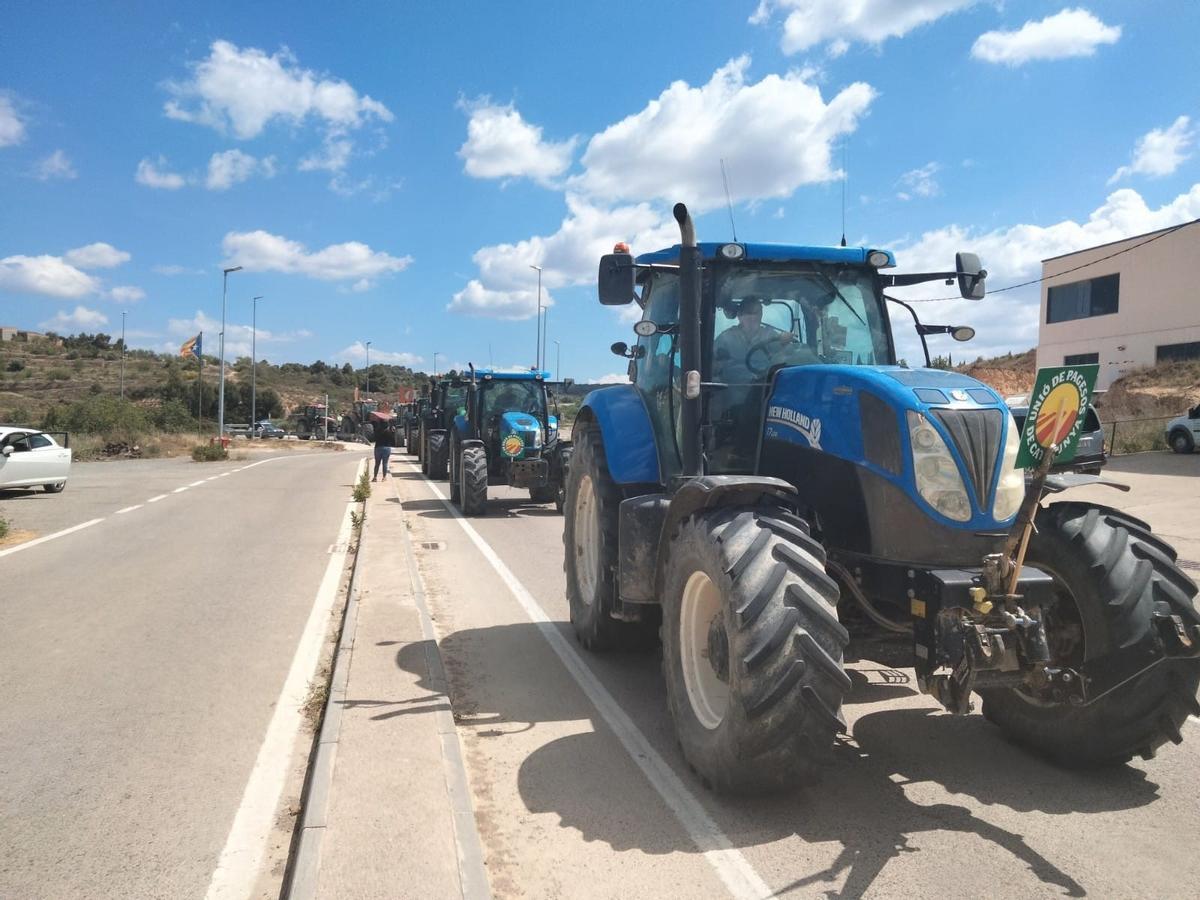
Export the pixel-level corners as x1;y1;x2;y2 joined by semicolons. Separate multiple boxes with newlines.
446;366;571;515
418;378;468;479
563;202;1200;793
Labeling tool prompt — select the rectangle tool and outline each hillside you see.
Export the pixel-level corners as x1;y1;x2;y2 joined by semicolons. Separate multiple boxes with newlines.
954;349;1037;399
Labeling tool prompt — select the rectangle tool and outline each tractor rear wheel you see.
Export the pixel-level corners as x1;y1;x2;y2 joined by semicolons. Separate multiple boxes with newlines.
428;433;448;480
981;502;1200;765
449;437;462;504
461;446;488;516
660;507;848;793
564;423;656;651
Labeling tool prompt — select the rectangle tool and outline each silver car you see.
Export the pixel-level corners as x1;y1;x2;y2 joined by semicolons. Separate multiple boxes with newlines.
1005;399;1106;475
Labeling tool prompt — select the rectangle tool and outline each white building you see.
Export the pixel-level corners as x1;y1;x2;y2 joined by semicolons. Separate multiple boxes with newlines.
1037;223;1200;390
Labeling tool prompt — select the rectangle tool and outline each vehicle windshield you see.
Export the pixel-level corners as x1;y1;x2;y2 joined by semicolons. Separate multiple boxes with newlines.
481;381;545;420
712;265;891;384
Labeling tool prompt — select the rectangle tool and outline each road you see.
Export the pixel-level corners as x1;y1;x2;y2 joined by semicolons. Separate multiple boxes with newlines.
0;447;366;900
387;449;1200;899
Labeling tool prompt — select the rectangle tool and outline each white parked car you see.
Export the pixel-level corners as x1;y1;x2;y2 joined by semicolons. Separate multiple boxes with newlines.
1165;404;1200;454
0;426;72;493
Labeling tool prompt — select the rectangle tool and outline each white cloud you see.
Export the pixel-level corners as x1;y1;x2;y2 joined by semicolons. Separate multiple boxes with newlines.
971;8;1121;66
221;230;412;283
571;56;875;211
897;162;941;200
0;93;26;147
206;148;277;190
63;242;130;269
0;254;100;298
108;286;146;303
153;264;205;276
33;149;76;180
298;133;353;172
458;98;577;186
449;194;677;319
888;183;1200;360
164;40;392;139
136;155;186;189
334;341;423;367
1108;116;1195;185
40;305;109;332
167;311;311;359
751;0;977;54
591;373;629;385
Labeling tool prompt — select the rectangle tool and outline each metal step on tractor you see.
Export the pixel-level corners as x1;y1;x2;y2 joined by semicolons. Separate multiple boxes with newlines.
418;378;468;478
446;365;572;515
563;202;1200;794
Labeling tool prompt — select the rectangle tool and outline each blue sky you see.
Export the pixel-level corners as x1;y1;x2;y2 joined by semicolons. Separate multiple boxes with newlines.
2;1;1198;382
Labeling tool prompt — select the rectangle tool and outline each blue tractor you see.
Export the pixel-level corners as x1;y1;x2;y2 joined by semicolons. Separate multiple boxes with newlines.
564;203;1200;793
447;366;571;515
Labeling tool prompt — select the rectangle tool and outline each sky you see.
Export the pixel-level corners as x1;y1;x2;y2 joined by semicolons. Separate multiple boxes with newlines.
2;1;1198;383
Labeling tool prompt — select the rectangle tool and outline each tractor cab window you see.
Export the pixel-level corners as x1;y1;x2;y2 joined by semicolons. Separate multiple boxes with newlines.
480;381;545;421
635;271;684;477
444;386;468;416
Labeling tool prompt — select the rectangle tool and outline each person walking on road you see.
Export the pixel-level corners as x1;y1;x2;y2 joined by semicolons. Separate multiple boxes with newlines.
371;419;393;481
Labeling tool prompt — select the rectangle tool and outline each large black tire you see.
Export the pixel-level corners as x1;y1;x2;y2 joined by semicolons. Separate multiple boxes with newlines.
982;502;1200;765
461;445;488;516
428;432;448;480
1169;429;1194;454
661;507;848;793
563;423;656;650
448;436;461;504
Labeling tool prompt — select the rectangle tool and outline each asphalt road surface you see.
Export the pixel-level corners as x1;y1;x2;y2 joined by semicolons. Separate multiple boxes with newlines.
387;449;1200;899
0;448;366;900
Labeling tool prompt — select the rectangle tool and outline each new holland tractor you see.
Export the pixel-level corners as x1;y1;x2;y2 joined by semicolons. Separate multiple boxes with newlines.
446;366;571;515
419;378;468;479
563;203;1200;794
404;397;429;456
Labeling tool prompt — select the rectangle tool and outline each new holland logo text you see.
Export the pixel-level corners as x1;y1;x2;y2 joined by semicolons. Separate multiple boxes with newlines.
766;406;823;450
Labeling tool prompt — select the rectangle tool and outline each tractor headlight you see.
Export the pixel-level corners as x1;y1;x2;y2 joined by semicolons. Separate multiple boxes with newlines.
531;428;543;449
992;413;1024;521
907;411;971;522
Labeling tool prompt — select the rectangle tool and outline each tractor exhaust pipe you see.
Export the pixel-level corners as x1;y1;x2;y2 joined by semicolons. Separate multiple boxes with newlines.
674;202;702;476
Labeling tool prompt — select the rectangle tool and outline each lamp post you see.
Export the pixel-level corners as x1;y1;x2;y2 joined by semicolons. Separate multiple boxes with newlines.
554;340;561;382
251;295;264;434
530;264;543;370
218;265;242;438
432;351;440;377
541;306;549;374
365;341;372;395
119;311;127;401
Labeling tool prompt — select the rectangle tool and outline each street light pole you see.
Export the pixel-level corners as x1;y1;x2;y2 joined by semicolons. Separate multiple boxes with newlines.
218;265;242;438
554;340;561;382
541;306;548;374
120;311;127;401
530;264;543;370
432;351;440;377
251;295;263;434
365;341;372;395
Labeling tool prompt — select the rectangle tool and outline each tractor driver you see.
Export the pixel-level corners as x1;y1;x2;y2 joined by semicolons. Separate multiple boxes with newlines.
714;296;795;384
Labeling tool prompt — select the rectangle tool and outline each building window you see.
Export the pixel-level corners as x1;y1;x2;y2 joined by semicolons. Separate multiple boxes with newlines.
1064;352;1099;365
1046;273;1120;324
1156;341;1200;364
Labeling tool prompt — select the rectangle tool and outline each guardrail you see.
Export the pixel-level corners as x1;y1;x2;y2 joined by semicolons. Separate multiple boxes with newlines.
1101;415;1177;455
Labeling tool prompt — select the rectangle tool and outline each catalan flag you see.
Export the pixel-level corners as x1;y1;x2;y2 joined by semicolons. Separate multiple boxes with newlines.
180;332;202;359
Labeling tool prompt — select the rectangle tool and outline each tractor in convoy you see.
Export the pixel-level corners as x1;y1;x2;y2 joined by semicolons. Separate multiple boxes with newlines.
446;366;571;515
563;202;1200;793
336;398;394;443
418;378;468;478
290;403;336;440
401;397;428;453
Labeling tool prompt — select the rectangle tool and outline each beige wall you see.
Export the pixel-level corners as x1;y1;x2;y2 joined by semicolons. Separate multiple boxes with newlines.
1037;225;1200;389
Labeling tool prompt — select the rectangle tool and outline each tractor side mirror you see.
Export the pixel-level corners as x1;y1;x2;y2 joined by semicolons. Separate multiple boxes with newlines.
951;326;976;342
598;254;636;305
611;341;629;357
956;252;986;300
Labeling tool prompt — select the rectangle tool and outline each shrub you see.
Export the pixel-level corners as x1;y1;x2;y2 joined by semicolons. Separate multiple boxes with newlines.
6;360;24;372
42;397;152;435
352;469;371;502
154;399;197;432
192;443;229;462
0;514;8;541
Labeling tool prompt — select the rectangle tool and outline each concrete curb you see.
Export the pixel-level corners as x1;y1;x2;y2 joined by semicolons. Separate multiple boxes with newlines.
392;474;492;900
282;460;366;900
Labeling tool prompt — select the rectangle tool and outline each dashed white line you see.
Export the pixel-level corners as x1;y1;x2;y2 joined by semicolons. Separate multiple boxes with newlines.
406;464;775;900
115;505;143;515
190;479;207;487
173;486;189;494
148;494;168;503
0;518;105;559
207;476;221;481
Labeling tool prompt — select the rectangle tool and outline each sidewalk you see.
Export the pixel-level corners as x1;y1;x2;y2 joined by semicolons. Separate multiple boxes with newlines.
293;472;490;900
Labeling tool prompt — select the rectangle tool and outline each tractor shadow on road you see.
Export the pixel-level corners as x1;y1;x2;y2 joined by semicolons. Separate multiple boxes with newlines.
396;495;561;520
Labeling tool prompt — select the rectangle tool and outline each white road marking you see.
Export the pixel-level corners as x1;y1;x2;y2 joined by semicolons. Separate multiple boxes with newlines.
173;486;189;494
190;480;207;487
0;518;104;559
207;476;220;481
148;494;168;503
204;458;364;900
408;464;775;900
115;505;143;515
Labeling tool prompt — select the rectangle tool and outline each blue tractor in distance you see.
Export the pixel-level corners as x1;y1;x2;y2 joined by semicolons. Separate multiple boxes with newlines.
563;203;1200;794
447;366;571;515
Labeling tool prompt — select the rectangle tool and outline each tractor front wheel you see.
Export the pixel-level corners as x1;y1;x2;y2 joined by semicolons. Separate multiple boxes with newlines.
981;502;1200;765
428;433;449;480
449;437;462;504
661;507;849;793
564;423;655;651
461;446;488;516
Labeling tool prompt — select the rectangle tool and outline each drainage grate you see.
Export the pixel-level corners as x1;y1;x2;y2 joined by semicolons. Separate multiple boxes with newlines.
420;541;446;551
1179;558;1200;572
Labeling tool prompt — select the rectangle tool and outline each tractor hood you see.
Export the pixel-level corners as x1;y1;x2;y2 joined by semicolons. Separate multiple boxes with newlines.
763;364;1018;534
499;411;543;458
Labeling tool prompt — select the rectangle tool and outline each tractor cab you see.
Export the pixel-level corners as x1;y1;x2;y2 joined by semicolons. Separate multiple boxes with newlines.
418;377;469;478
